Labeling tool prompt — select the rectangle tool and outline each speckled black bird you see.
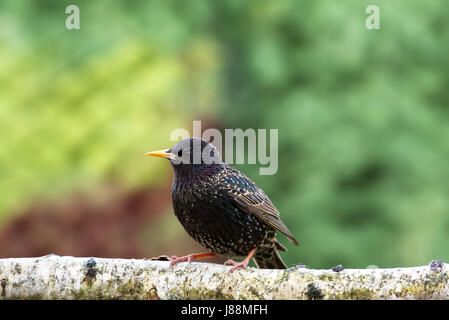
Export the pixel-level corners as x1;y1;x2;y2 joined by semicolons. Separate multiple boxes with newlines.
146;138;298;272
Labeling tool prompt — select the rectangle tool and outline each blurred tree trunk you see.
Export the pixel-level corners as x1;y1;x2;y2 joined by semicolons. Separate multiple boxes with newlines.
0;255;447;299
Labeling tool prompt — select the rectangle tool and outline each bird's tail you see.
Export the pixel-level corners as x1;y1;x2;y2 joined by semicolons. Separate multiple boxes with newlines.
254;247;287;269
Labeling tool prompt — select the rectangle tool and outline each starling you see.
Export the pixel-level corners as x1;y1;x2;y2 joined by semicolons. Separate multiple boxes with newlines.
146;138;298;272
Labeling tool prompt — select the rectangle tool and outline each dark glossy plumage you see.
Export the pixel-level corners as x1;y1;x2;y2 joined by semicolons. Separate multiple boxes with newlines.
150;138;298;269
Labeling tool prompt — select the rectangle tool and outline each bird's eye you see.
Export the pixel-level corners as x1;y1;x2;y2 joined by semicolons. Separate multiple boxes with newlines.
178;150;182;157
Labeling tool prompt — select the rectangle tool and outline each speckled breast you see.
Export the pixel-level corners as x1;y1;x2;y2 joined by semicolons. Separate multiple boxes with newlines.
171;175;275;258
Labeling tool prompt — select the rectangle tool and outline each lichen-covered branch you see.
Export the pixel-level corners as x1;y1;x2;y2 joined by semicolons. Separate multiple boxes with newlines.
0;255;447;299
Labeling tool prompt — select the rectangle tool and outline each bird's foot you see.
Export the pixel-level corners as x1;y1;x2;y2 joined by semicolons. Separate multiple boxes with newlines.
169;255;194;266
224;248;257;273
224;259;250;273
169;252;216;267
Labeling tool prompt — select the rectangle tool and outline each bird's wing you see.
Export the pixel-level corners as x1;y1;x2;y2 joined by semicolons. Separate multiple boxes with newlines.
223;167;299;245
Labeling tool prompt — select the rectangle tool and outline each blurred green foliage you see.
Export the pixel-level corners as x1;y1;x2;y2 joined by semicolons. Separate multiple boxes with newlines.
215;0;449;268
1;0;449;268
0;0;220;220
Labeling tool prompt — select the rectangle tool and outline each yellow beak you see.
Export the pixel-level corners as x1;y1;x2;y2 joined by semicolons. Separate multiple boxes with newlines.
145;149;173;159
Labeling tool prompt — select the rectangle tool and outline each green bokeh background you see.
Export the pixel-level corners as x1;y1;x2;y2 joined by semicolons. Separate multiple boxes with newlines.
1;0;448;268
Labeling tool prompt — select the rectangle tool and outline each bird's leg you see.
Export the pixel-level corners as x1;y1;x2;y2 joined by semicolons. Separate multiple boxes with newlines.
169;252;216;267
224;248;257;273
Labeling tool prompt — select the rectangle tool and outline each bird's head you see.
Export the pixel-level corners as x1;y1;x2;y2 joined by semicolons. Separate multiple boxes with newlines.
146;138;222;175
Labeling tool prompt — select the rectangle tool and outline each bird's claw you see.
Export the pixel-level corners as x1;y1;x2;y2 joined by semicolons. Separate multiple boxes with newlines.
169;252;216;267
169;255;194;267
224;259;249;273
